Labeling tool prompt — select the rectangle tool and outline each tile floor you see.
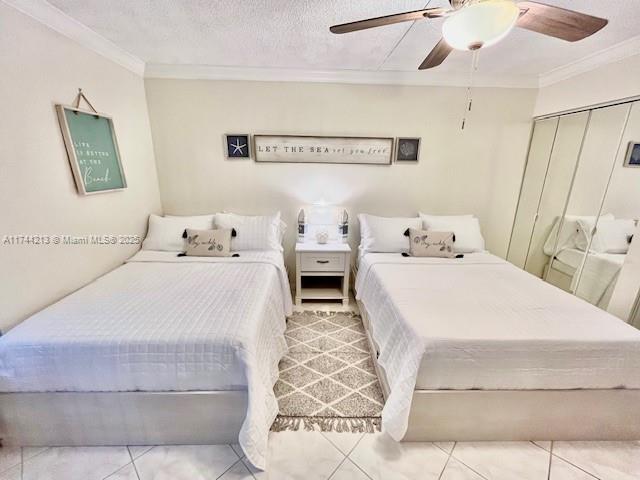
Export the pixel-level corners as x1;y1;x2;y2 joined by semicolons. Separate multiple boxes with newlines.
2;301;638;479
2;435;639;480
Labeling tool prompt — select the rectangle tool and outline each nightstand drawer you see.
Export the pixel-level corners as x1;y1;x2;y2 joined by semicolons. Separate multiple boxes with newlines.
300;253;346;272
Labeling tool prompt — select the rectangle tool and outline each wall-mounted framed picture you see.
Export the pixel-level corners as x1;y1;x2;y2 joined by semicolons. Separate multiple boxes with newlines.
224;134;251;159
624;141;640;168
253;135;393;165
56;105;127;195
395;137;421;162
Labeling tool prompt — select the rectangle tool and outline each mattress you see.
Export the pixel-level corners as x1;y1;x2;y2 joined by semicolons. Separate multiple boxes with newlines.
355;252;640;440
0;250;293;469
553;248;625;306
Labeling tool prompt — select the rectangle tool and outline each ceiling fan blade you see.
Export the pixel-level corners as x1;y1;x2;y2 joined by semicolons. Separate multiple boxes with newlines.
516;1;608;42
419;39;453;70
330;8;447;34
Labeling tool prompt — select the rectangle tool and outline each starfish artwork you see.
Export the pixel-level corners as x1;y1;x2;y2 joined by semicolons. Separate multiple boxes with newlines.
225;134;250;158
231;138;246;154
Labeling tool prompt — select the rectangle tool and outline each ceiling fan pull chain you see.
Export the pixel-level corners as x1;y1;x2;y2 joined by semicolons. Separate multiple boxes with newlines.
461;50;479;130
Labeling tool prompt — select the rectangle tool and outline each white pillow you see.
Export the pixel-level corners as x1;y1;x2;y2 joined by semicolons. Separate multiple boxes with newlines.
278;220;287;245
577;217;635;254
544;214;615;255
358;214;421;254
215;212;282;251
142;214;215;251
420;213;485;253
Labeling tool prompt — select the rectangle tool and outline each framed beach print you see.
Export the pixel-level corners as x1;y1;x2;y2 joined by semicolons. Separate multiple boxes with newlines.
395;137;421;162
56;105;126;195
253;135;393;165
225;134;251;159
624;142;640;168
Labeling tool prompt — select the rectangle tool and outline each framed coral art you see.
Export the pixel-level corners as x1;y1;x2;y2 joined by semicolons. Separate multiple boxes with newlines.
624;142;640;168
395;137;421;162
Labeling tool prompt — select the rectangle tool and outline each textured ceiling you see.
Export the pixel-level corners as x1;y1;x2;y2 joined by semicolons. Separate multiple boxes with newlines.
46;0;640;77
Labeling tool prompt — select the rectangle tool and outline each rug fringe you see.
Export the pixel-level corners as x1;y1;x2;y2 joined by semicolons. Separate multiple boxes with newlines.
271;416;381;433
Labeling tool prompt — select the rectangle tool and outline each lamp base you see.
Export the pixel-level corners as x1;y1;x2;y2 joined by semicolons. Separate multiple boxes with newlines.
449;0;472;9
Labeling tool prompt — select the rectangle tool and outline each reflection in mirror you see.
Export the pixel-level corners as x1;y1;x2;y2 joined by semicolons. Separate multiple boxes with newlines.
509;100;640;323
526;112;590;278
545;103;632;309
581;101;640;318
574;216;636;309
507;112;589;277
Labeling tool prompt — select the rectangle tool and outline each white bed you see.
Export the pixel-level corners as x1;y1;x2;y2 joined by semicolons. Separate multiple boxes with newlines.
0;250;292;469
549;247;625;308
355;252;640;441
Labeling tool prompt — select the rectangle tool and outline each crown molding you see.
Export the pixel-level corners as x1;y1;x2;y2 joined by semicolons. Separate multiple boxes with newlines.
3;0;145;76
6;0;639;89
539;35;640;88
144;64;538;89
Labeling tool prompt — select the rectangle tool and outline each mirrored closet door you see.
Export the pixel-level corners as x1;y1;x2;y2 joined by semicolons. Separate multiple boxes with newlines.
508;100;640;322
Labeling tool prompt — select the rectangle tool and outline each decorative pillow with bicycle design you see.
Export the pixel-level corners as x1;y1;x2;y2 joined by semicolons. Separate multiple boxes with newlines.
184;228;232;257
407;229;455;258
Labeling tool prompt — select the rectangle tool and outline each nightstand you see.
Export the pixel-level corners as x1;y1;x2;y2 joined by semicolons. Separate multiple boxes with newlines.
295;243;351;306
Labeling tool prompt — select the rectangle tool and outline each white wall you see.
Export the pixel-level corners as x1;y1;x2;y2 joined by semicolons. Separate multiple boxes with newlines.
0;4;162;332
145;79;536;271
535;54;640;117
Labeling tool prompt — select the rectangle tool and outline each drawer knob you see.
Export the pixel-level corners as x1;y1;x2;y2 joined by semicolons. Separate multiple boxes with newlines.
316;260;330;264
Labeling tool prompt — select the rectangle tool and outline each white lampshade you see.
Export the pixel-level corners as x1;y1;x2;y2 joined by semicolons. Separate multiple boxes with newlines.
442;0;520;51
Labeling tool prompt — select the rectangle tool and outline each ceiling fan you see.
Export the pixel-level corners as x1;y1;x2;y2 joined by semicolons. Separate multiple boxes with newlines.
330;0;608;70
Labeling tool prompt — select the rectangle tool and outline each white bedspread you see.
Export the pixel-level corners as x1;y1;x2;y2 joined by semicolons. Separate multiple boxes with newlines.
554;248;625;307
355;252;640;441
0;250;292;469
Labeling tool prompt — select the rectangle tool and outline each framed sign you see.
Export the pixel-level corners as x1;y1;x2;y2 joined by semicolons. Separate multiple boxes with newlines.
224;134;251;159
56;105;126;195
253;135;393;165
624;142;640;168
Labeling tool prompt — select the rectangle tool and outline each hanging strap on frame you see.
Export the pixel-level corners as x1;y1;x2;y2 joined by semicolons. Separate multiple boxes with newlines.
73;88;98;115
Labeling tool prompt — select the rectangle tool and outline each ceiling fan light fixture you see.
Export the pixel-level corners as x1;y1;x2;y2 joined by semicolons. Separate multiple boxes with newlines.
442;0;520;51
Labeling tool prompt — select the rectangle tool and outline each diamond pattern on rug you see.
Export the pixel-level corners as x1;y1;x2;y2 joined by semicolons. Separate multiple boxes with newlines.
303;355;348;375
303;378;349;404
286;327;318;343
307;321;342;334
332;392;382;417
359;381;384;405
274;379;295;397
305;336;343;352
279;365;321;388
331;366;376;390
278;392;323;416
272;310;383;433
329;328;364;344
278;356;297;371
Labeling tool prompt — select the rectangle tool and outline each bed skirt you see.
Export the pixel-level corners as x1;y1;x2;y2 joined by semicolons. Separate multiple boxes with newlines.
0;390;247;447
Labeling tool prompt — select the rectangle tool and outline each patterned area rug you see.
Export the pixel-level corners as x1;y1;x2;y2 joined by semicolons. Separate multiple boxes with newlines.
271;311;383;433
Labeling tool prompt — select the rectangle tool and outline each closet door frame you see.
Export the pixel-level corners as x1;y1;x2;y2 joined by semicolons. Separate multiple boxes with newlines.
506;117;559;269
522;111;590;277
